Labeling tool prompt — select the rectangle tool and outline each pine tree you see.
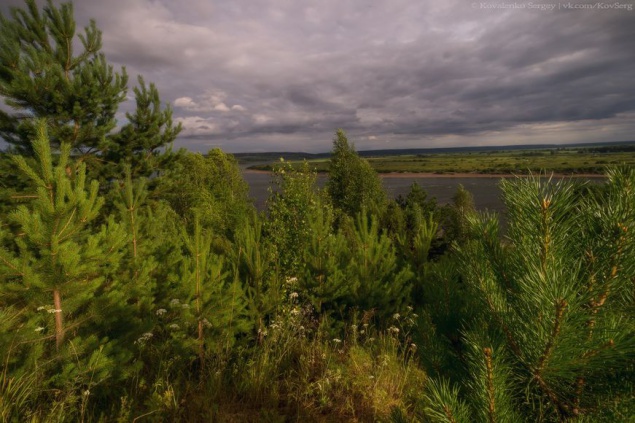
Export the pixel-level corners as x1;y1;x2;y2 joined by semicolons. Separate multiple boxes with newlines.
0;0;180;182
105;76;182;181
0;120;126;350
234;215;283;342
0;121;132;415
299;197;351;315
326;130;386;217
345;211;413;321
423;171;635;421
0;0;127;155
181;216;250;373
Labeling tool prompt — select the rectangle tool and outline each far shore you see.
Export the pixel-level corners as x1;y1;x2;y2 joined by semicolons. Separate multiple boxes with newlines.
243;169;607;179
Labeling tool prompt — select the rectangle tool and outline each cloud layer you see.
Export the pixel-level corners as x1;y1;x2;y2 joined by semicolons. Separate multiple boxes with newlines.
2;0;634;152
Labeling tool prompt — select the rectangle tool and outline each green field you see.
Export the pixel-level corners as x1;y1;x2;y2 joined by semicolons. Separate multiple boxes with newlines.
248;147;635;174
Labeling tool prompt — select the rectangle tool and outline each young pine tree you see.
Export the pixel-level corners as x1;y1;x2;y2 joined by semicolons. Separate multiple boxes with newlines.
0;121;129;414
326;130;386;218
426;171;635;422
180;216;250;373
0;0;180;182
345;211;413;321
0;0;127;156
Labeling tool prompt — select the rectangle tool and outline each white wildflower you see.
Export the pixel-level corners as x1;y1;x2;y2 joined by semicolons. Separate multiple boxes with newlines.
155;308;167;316
83;390;90;396
392;313;400;320
34;326;45;332
169;298;180;306
289;291;299;300
168;324;180;330
135;332;153;345
181;303;190;309
332;338;341;344
48;309;62;314
37;306;47;311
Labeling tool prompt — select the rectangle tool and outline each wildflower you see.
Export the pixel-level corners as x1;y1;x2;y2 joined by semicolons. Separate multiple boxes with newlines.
34;326;45;332
392;313;400;320
202;318;212;328
169;298;180;306
48;309;62;314
168;324;180;330
83;390;90;396
135;332;153;345
181;303;190;309
388;326;400;334
289;291;299;300
286;277;298;284
155;308;167;316
332;338;342;344
290;307;300;316
37;306;47;311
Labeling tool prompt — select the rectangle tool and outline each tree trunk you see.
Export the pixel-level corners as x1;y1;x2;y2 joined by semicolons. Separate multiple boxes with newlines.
53;289;64;350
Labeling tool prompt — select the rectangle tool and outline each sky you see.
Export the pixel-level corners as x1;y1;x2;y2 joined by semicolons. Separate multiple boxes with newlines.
1;0;635;153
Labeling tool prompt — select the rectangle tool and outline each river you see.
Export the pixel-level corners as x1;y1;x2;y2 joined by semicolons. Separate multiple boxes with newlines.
243;171;505;212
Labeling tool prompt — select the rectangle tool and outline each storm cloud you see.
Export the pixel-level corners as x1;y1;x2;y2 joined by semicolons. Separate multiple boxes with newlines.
2;0;634;152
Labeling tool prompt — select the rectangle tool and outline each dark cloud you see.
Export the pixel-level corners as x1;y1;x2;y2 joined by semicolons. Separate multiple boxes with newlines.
1;0;634;152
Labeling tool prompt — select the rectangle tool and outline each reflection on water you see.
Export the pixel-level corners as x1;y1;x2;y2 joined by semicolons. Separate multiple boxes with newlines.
243;171;505;212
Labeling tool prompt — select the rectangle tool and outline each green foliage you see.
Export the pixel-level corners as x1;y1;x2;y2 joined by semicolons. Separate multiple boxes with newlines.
441;184;475;245
345;212;414;321
299;201;351;315
0;0;180;183
156;149;251;239
265;159;323;276
234;215;283;339
0;121;132;417
0;0;127;154
326;129;386;217
180;217;250;366
450;170;635;421
105;76;182;181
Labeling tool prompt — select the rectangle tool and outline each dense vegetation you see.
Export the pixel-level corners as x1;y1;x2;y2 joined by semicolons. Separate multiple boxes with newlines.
1;2;635;422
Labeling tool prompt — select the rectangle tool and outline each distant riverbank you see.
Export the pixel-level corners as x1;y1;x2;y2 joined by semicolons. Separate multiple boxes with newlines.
244;169;607;179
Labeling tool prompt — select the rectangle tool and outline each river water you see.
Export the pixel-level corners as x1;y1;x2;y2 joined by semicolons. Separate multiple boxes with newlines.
243;171;505;212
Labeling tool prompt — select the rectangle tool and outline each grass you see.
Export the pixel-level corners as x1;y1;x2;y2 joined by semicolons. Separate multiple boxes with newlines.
248;148;635;175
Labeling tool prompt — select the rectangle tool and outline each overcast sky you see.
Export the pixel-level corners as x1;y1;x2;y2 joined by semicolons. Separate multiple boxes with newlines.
2;0;635;153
